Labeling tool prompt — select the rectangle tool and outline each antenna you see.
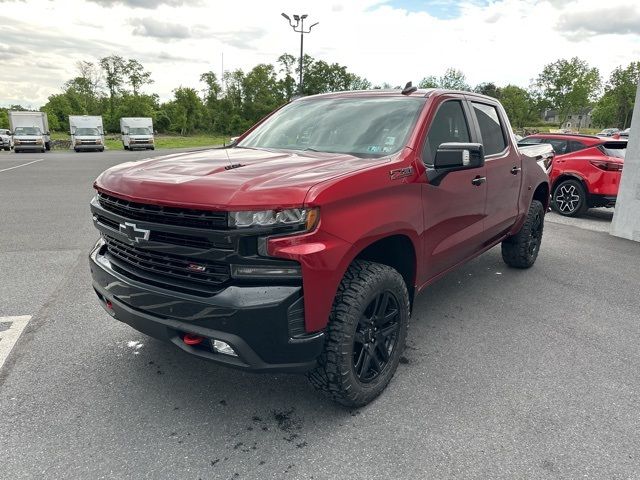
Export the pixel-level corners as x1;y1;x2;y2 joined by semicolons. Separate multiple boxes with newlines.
401;81;417;95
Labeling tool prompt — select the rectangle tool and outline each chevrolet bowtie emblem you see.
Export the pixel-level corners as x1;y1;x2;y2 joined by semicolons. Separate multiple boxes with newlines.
119;222;150;244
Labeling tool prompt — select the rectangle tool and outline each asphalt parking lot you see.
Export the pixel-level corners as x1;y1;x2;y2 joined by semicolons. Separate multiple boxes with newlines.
1;150;639;479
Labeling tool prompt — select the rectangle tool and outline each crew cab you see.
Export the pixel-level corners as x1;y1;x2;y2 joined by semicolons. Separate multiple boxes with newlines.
0;128;11;151
519;133;626;216
90;88;551;407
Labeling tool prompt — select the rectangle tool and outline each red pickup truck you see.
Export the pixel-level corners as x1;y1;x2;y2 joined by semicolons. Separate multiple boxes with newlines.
90;88;552;407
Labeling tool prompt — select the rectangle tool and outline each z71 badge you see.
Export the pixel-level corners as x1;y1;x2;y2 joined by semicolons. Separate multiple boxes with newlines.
389;167;413;180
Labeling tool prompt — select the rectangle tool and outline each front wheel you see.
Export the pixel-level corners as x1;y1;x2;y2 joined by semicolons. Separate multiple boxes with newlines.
502;200;544;269
552;179;588;217
308;260;409;407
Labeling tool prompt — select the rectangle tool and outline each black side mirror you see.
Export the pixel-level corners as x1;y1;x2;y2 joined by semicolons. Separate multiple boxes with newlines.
428;142;484;186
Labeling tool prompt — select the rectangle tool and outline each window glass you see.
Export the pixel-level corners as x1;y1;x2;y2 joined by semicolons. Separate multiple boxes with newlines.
422;100;470;165
519;137;543;144
568;140;586;153
472;102;506;155
542;139;568;154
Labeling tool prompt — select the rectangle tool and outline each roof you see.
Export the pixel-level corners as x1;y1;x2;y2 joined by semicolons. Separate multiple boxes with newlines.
295;88;500;103
523;133;605;146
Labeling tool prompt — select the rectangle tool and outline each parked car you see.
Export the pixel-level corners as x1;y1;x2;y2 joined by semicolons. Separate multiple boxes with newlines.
519;133;626;216
596;128;620;137
90;88;551;407
0;128;11;151
619;128;630;139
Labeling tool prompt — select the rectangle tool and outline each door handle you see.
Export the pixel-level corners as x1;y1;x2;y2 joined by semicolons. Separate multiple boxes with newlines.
510;166;522;175
471;176;486;186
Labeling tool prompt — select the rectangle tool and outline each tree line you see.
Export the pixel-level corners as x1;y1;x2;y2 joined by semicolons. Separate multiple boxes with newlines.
0;55;637;135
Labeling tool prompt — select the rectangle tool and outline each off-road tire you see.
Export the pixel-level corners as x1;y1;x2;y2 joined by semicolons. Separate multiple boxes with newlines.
308;260;410;407
502;200;544;269
552;179;588;217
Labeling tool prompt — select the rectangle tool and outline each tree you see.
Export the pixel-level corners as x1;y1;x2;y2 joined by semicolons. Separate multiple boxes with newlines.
499;85;537;129
166;87;203;135
277;53;297;101
474;82;501;98
592;62;639;128
418;69;469;90
99;55;126;114
125;59;153;95
535;57;601;126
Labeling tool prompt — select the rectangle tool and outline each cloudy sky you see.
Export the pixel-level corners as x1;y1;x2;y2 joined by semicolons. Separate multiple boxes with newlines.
1;0;639;108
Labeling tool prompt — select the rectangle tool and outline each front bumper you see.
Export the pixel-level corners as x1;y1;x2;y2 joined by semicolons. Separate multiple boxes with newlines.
75;144;104;151
14;144;43;151
90;240;324;373
128;142;154;149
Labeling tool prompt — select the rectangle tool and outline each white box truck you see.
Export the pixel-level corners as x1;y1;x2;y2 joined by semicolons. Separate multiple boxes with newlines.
120;117;154;150
69;115;105;152
8;111;50;153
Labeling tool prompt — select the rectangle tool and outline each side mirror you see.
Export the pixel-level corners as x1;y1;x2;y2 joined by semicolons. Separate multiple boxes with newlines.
121;131;126;135
428;142;484;186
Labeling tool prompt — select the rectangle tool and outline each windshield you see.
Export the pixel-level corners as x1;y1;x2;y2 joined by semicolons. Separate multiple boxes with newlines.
75;127;100;136
14;126;41;135
129;127;150;135
239;96;425;158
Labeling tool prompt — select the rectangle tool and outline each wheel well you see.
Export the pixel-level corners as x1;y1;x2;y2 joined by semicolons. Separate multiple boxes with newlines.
552;174;588;196
354;235;416;306
533;182;550;210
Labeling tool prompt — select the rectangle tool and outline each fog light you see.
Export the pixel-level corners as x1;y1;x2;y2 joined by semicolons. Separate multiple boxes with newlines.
231;264;301;279
212;340;237;357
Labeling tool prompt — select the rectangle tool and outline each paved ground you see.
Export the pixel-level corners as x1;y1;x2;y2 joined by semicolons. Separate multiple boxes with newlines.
1;150;639;479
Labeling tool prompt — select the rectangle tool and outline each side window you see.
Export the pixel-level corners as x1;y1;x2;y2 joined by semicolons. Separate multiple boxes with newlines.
568;140;586;153
422;100;471;165
472;102;507;156
543;139;568;154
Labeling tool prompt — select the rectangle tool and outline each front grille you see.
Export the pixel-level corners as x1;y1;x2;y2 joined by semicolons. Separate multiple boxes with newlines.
98;192;228;230
104;235;230;291
94;214;232;250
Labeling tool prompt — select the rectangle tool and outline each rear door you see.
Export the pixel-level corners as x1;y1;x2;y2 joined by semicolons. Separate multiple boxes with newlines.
420;97;487;279
469;100;522;241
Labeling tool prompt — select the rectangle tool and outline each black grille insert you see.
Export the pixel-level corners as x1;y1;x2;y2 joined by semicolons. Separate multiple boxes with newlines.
98;192;228;229
104;235;230;291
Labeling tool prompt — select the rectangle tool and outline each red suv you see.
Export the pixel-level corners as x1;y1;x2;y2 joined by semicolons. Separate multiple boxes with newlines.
520;134;626;216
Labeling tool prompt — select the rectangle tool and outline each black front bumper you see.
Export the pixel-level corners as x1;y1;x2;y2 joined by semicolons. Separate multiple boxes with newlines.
90;242;324;373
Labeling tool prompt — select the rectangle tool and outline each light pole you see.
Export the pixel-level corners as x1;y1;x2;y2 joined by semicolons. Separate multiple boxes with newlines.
281;13;318;95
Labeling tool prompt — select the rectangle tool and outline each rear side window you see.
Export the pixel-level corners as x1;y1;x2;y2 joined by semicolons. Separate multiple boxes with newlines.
472;102;507;155
422;100;471;165
568;140;587;153
543;139;568;155
520;137;543;144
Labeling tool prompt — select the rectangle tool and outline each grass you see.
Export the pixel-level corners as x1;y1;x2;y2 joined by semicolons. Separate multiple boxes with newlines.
50;132;231;151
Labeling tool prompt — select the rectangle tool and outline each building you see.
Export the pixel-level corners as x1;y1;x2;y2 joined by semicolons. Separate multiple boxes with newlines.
543;108;593;130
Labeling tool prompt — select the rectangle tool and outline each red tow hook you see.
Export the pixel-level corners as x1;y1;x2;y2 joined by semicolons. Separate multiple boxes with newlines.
183;333;204;346
105;300;113;310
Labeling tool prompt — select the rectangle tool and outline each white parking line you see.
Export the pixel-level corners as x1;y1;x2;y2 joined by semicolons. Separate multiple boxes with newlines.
0;316;31;370
0;158;44;173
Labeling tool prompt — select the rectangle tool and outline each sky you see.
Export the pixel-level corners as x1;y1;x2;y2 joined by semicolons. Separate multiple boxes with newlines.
0;0;639;108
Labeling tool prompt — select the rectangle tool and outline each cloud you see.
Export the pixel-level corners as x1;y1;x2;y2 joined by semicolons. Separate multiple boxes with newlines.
557;6;640;37
130;17;191;39
87;0;201;8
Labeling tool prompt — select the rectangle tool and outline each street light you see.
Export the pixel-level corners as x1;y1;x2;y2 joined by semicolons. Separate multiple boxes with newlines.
281;12;319;95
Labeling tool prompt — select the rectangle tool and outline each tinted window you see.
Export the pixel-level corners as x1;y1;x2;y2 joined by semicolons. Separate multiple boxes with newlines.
519;137;543;144
422;100;470;165
542;139;568;154
568;140;586;153
472;102;506;155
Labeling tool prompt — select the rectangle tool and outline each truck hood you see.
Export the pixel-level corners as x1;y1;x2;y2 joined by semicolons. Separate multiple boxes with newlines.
95;147;384;210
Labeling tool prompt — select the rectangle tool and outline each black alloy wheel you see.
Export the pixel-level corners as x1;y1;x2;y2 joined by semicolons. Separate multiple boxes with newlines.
353;290;400;383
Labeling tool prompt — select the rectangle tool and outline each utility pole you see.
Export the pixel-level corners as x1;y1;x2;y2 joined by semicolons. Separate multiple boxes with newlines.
281;13;318;95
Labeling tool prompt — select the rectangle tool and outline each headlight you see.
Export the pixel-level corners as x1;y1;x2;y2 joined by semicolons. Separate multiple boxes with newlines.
96;138;102;144
228;208;319;230
36;138;43;144
14;139;21;145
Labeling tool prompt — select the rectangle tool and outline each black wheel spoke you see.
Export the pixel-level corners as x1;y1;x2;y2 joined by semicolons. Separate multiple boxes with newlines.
354;346;366;373
359;348;373;377
375;342;390;362
354;331;365;344
374;292;390;320
379;322;399;339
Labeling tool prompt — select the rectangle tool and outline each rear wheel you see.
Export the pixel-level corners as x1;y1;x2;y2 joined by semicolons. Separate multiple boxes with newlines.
552;179;588;217
502;200;544;269
308;260;409;407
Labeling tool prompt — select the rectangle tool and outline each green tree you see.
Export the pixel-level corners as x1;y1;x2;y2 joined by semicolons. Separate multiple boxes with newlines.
166;87;203;135
592;62;639;128
277;53;297;100
125;59;153;95
242;64;284;124
418;69;469;90
99;55;126;115
499;85;537;129
535;57;601;126
474;82;501;98
0;109;9;129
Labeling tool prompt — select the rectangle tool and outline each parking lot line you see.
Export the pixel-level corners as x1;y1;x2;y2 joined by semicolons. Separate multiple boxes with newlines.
0;316;31;370
0;158;44;173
